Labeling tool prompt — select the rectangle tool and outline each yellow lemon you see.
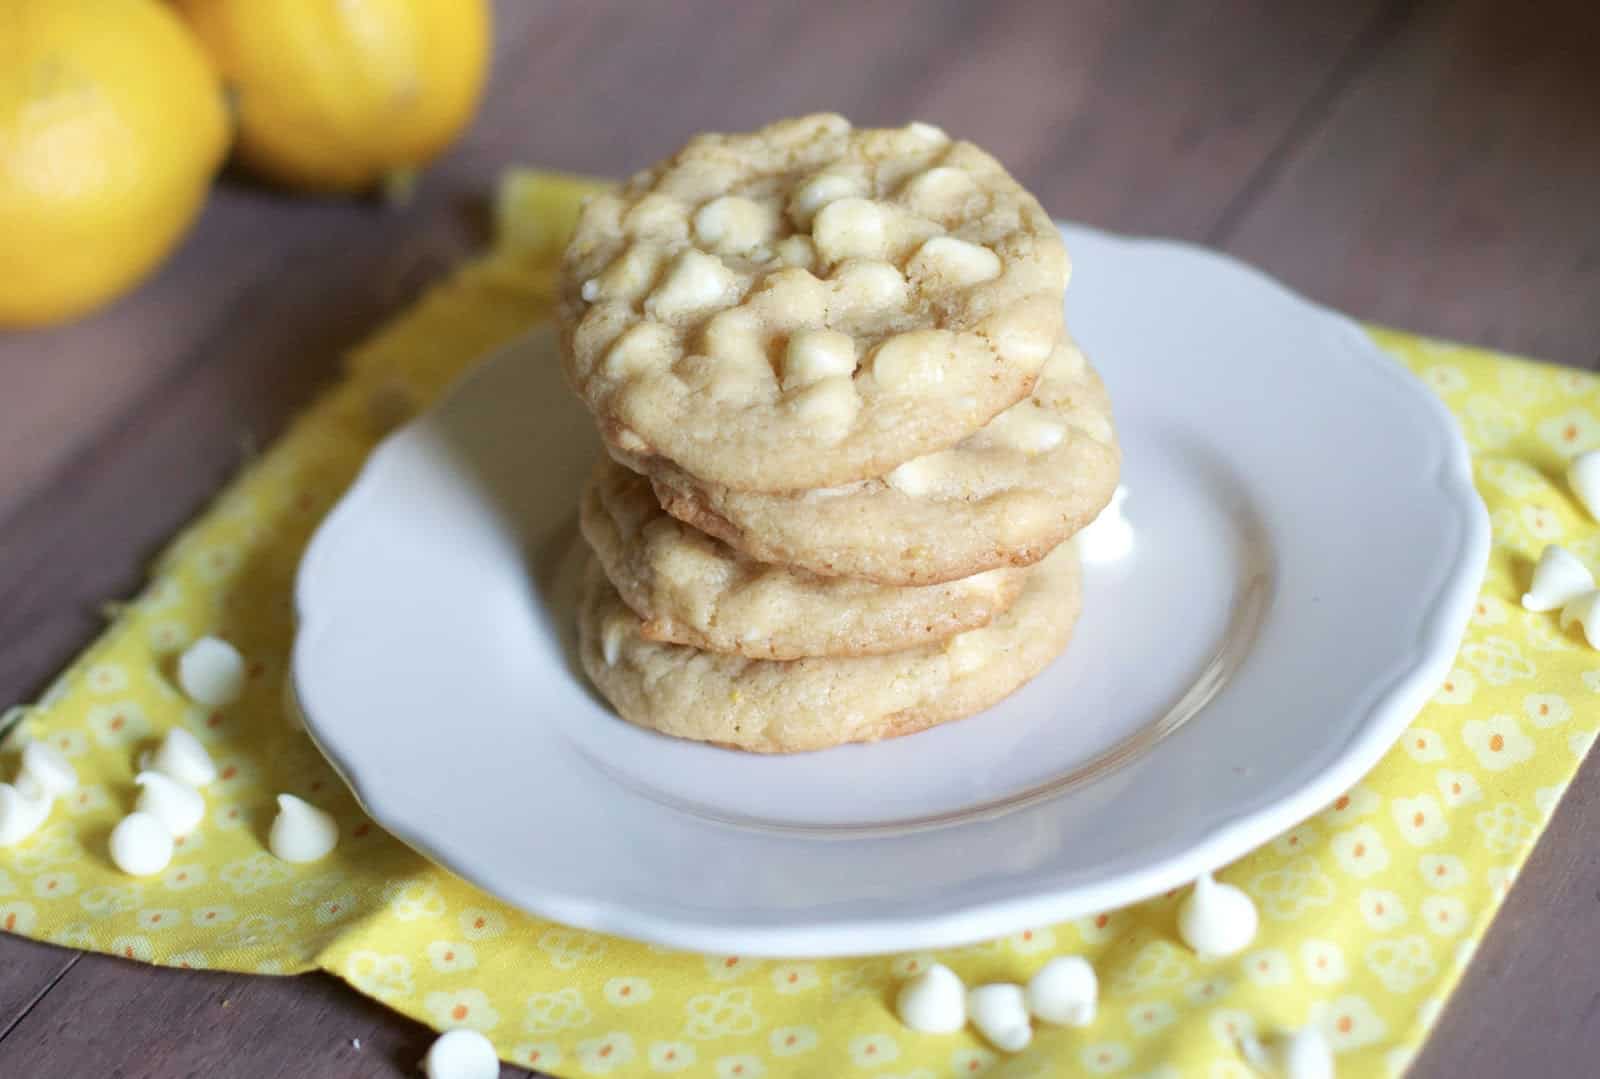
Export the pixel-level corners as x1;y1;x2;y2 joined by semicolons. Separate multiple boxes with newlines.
0;0;229;327
177;0;491;194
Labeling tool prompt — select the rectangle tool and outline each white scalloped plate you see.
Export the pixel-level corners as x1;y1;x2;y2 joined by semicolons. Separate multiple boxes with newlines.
291;225;1487;957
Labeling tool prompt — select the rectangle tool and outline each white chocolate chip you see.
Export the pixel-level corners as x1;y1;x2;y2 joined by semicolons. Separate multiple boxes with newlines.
177;636;245;708
1281;1026;1336;1079
908;235;1002;286
812;198;887;262
135;771;205;837
788;376;860;441
803;482;863;501
895;962;966;1034
601;614;631;667
693;195;777;253
589;244;665;302
1042;343;1088;380
788;172;866;228
782;330;857;389
1071;410;1117;445
1025;956;1097;1027
701;309;768;368
421;1029;500;1079
885;456;940;497
990;408;1065;454
830;260;908;310
1074;486;1134;564
754;268;829;327
957;569;1008;597
980;306;1056;368
904;121;949;145
149;728;217;788
110;811;174;876
644;250;739;321
1523;545;1594;611
870;331;950;392
19;741;77;800
1177;871;1259;958
0;783;51;846
902;166;977;209
1241;1026;1335;1079
602;322;676;380
1560;590;1600;649
268;794;338;864
967;984;1032;1053
623;192;690;237
774;234;816;269
944;630;989;675
1570;450;1600;520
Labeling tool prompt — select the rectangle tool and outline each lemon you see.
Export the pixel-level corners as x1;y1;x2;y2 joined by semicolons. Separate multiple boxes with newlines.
177;0;491;194
0;0;229;327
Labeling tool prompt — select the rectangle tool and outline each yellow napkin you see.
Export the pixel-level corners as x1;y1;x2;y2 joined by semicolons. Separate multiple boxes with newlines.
2;170;1595;1079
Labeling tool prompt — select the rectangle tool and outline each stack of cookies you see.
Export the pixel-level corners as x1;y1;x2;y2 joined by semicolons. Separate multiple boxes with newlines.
558;114;1119;753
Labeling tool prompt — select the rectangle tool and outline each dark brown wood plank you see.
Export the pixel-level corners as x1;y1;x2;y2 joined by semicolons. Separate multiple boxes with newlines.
0;938;77;1040
0;958;522;1079
1218;0;1600;366
476;0;1391;238
1414;760;1600;1078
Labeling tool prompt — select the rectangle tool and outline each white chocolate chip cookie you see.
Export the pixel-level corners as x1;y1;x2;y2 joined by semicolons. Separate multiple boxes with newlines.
560;113;1070;492
580;456;1025;659
577;543;1082;753
648;339;1119;585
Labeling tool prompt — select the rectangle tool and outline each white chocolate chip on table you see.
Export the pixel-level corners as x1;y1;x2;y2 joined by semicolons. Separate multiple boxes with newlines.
0;783;52;846
1522;545;1593;611
895;962;966;1034
1025;956;1098;1026
1560;591;1600;649
177;635;246;708
110;810;174;876
1242;1025;1336;1079
135;771;205;836
269;794;339;863
421;1028;501;1079
1569;449;1600;520
146;727;218;787
967;983;1032;1052
18;740;77;800
1177;871;1259;958
0;742;75;846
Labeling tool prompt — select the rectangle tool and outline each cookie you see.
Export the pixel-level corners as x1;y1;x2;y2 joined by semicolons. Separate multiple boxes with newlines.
581;456;1024;659
560;112;1069;492
648;339;1119;586
577;543;1082;753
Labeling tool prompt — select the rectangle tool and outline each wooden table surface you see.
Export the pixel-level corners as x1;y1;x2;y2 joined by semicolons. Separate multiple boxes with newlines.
3;1;1598;1074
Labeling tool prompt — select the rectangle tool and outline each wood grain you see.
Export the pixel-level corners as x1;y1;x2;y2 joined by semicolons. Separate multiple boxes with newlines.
1221;0;1600;364
1;0;1597;1075
0;955;432;1079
